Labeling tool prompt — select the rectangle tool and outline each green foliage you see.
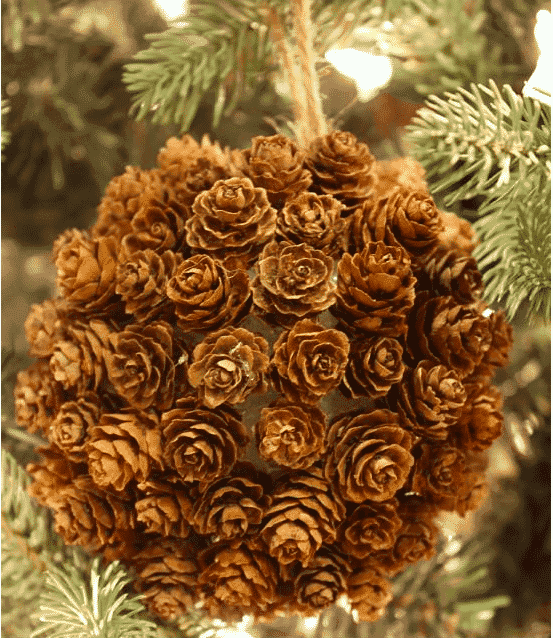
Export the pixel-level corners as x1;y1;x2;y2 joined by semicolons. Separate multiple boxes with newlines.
1;0;51;53
32;556;160;638
405;81;551;323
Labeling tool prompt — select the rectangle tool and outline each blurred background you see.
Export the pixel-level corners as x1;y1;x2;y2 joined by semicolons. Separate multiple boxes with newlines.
1;1;550;637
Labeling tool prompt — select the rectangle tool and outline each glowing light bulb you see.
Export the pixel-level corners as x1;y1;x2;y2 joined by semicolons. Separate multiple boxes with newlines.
325;48;393;102
152;0;188;23
523;10;552;105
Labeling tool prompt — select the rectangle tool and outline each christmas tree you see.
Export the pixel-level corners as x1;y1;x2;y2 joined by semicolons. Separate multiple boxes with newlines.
2;1;550;637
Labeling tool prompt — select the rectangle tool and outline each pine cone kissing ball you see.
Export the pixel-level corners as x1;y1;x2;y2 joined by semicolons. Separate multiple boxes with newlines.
18;129;513;626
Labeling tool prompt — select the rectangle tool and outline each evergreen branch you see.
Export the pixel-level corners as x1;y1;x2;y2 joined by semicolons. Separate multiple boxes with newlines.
32;556;160;638
404;80;551;205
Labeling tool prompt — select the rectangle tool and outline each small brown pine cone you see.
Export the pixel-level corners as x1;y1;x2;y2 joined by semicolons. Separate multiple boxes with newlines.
133;538;201;621
335;241;416;337
469;310;513;381
54;229;119;314
342;336;405;399
408;293;492;379
454;451;489;517
120;194;188;257
324;409;415;503
86;410;163;491
49;318;111;392
277;192;346;256
27;443;84;508
350;189;443;261
104;321;175;410
157;134;237;210
389;360;467;441
410;442;466;511
166;254;251;332
24;298;67;358
256;401;326;469
306;131;376;212
239;134;313;206
371;496;439;577
252;241;336;325
135;477;194;538
185;177;277;269
271;319;350;405
52;475;135;556
188;327;269;408
92;166;165;240
438;210;477;254
423;246;483;304
347;564;393;622
259;467;346;570
197;539;280;621
161;396;249;484
292;544;351;614
115;249;183;321
191;462;271;540
373;157;428;200
14;360;62;434
449;383;504;451
339;499;402;558
49;393;101;462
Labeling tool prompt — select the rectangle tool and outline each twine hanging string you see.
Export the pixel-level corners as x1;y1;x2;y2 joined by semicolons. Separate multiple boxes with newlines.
265;0;328;149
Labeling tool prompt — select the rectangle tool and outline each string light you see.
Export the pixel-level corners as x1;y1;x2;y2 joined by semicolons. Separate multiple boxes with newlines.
152;0;188;23
324;48;393;102
523;10;552;106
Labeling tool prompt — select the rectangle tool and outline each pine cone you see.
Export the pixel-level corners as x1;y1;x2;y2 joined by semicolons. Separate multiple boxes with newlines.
271;319;350;405
454;451;489;517
292;545;351;614
49;319;111;392
339;499;402;558
52;475;135;557
115;249;183;321
259;467;345;570
166;254;251;332
256;401;326;469
49;393;100;462
389;360;467;441
27;443;84;508
423;246;483;303
469;310;513;380
133;538;201;620
371;496;439;577
191;462;271;540
347;564;393;622
373;157;428;199
252;241;336;324
188;327;269;408
54;229;119;314
161;396;249;484
324;409;415;503
438;211;477;254
93;166;165;240
306;131;376;212
14;360;62;434
103;321;175;410
408;293;492;379
411;443;466;511
334;241;416;337
277;192;346;256
85;410;163;491
449;382;504;451
135;477;194;538
185;177;277;269
350;188;444;261
120;194;188;257
239;134;313;206
342;336;405;398
24;298;67;358
197;539;280;621
157;134;237;211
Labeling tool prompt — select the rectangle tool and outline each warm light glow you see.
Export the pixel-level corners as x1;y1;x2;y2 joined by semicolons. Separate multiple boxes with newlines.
301;616;319;631
523;10;552;105
325;48;393;102
152;0;187;22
